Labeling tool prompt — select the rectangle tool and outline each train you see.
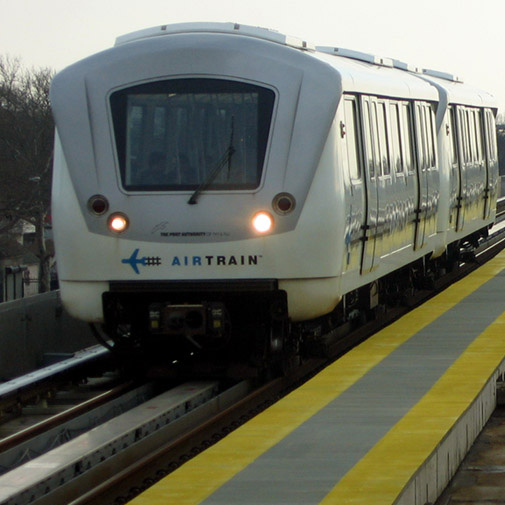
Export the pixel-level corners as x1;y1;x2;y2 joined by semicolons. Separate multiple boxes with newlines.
50;22;499;374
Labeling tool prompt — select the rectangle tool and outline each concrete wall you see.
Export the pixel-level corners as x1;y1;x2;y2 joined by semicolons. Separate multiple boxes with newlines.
0;291;97;381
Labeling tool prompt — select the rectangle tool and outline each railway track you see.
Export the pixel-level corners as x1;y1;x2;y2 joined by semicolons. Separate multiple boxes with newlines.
0;347;146;476
0;379;258;505
0;341;325;504
1;219;505;504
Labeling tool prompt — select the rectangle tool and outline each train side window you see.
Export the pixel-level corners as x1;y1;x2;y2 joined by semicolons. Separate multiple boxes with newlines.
400;103;415;173
344;98;362;180
377;102;390;176
389;102;403;174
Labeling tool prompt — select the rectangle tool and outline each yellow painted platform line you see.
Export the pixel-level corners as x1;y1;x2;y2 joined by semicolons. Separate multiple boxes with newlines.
130;250;505;505
320;297;505;505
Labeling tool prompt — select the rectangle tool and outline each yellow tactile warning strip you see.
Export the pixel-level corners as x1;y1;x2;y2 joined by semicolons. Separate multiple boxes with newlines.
320;299;505;504
130;250;505;505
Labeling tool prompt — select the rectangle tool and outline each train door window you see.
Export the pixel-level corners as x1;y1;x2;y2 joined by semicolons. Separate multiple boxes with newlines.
377;102;390;176
467;109;477;163
459;108;470;164
362;100;375;178
421;104;433;168
389;102;403;174
466;110;474;162
421;106;428;168
369;102;380;179
484;110;492;162
474;110;483;163
401;103;415;173
464;110;471;163
344;97;362;180
472;110;479;162
416;104;427;170
489;110;497;161
371;102;381;177
490;111;497;160
425;105;436;168
449;107;458;165
485;109;497;161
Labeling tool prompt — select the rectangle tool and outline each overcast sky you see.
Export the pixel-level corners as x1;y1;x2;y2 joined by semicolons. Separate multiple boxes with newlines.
1;0;504;111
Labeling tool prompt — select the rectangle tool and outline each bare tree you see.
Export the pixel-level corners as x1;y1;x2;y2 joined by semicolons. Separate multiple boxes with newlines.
0;56;54;292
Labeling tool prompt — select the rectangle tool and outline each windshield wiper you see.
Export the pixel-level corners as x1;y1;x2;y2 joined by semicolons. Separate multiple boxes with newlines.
188;117;235;205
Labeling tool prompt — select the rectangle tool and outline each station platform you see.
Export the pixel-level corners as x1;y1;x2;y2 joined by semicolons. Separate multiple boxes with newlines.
131;249;505;505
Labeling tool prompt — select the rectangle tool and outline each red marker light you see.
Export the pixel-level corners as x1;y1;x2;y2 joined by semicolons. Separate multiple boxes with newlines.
87;195;109;215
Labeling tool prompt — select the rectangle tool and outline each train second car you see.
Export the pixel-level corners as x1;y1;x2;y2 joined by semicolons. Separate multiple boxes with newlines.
50;23;499;373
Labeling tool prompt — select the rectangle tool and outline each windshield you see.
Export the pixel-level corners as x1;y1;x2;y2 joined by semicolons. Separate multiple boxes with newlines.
110;78;275;191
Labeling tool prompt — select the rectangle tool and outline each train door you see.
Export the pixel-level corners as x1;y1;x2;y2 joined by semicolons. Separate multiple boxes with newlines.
471;109;487;219
399;102;419;250
412;102;438;249
359;96;380;274
341;95;365;273
424;104;439;242
483;109;499;219
375;100;393;258
455;106;469;231
389;101;414;252
447;107;460;230
413;102;429;249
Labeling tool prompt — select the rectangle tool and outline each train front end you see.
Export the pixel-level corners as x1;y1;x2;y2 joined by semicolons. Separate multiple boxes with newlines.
50;23;342;371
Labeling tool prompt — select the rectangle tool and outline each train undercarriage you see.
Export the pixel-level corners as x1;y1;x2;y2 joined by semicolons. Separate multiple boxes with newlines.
96;279;291;377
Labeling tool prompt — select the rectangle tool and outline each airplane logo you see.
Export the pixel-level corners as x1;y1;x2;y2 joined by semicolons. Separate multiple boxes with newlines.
121;249;161;274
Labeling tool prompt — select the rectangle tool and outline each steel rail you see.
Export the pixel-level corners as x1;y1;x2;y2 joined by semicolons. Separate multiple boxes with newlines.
0;380;134;455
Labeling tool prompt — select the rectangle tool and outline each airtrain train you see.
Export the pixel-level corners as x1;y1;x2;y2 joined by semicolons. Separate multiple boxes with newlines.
50;23;499;372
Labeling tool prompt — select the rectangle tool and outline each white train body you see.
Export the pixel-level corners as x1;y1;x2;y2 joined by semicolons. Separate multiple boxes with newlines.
51;23;499;363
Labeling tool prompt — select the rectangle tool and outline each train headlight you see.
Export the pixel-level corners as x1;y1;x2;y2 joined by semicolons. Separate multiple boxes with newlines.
252;211;274;234
108;213;129;233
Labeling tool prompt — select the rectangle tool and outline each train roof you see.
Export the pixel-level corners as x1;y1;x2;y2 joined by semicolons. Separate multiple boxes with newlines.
114;22;315;51
114;22;495;109
312;49;437;102
418;73;496;108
